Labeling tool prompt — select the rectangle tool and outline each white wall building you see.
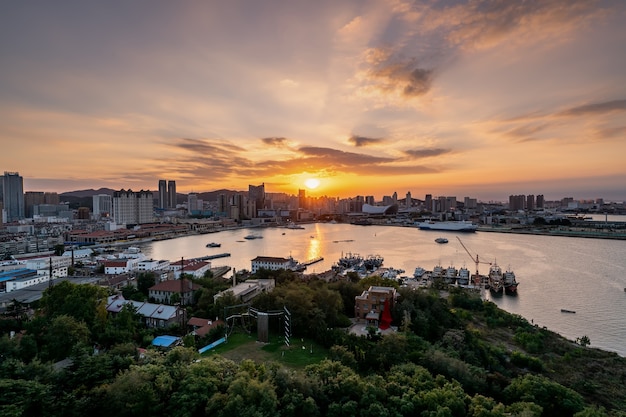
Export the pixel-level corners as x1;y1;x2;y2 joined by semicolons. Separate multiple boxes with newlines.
93;194;112;219
112;189;154;225
250;256;292;273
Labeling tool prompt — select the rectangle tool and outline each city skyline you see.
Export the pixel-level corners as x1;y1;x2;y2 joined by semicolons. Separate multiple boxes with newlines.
2;1;625;201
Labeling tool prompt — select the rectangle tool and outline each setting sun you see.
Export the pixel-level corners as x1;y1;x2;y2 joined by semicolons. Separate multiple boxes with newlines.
304;178;320;189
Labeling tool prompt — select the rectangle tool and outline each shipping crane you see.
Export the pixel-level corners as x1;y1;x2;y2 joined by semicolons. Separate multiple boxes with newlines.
456;236;491;285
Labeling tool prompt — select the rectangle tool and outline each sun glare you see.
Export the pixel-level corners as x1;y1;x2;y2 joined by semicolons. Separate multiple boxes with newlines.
305;178;320;189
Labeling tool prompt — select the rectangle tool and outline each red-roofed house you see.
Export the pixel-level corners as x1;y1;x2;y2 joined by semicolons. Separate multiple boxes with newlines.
187;317;224;337
149;279;201;305
169;259;211;278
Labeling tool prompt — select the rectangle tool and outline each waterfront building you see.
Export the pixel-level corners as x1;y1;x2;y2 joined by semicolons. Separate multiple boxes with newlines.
1;172;25;222
251;256;292;273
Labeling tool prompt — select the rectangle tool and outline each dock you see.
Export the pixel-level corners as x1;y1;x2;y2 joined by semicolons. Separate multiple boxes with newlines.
197;253;231;260
302;257;324;266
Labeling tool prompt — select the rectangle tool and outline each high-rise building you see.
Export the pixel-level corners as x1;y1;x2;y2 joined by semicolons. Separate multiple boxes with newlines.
187;193;203;214
24;191;45;218
425;194;433;212
248;183;265;214
536;195;545;209
158;180;167;209
218;193;228;215
93;194;113;219
1;172;25;222
526;194;535;211
298;189;306;209
167;180;177;209
112;189;154;225
509;195;526;211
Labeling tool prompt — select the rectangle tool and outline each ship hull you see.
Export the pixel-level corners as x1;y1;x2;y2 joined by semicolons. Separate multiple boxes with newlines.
417;221;477;232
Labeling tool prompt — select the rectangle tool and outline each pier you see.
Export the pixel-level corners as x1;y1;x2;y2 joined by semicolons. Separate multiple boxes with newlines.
197;253;231;260
302;257;324;266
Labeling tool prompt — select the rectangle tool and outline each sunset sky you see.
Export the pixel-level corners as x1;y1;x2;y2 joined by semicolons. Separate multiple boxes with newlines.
1;0;625;201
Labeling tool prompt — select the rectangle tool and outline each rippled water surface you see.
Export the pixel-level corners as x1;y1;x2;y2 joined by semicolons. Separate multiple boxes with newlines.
139;222;626;356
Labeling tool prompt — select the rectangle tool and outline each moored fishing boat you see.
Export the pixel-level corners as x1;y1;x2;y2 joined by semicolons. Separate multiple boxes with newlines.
503;267;518;294
488;263;504;295
457;267;470;285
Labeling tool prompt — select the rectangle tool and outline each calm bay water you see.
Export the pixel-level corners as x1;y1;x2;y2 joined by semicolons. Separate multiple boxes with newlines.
139;222;626;357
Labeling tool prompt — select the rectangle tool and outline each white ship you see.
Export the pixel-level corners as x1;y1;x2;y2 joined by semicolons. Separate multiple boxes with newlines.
417;220;477;232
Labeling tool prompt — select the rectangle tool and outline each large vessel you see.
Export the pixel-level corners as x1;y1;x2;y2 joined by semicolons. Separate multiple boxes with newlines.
417;220;477;232
488;263;504;295
457;267;470;285
503;267;518;294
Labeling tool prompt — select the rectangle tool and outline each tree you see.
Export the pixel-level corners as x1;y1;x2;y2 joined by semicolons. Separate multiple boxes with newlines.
43;315;90;362
137;272;157;296
503;374;585;416
576;335;591;347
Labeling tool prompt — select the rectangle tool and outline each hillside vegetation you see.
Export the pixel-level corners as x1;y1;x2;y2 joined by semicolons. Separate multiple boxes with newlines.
1;271;625;417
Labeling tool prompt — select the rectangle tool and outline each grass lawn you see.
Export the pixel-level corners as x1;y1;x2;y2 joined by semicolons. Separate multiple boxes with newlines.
201;331;328;369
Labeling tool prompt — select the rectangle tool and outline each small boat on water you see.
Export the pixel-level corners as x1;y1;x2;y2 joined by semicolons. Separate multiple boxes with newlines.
435;237;448;244
206;242;221;248
244;234;263;240
561;309;576;314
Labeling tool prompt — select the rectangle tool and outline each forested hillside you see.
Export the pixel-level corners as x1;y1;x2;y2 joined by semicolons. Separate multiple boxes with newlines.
1;271;625;416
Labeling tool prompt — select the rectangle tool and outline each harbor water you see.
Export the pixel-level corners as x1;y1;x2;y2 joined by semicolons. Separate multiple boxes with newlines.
138;222;626;357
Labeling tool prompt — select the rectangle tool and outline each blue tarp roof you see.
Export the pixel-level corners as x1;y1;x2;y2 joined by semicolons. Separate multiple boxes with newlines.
151;335;180;348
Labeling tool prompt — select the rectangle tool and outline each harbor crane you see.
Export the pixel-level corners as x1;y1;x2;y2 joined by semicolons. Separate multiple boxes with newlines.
456;236;491;282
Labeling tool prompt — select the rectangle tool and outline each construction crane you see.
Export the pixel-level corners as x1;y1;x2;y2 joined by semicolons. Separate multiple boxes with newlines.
456;236;491;281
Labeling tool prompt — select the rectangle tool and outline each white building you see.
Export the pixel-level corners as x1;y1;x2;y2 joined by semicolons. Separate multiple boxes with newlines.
169;259;211;279
103;258;142;274
112;189;154;225
93;194;112;219
6;274;50;292
250;256;292;273
24;256;70;279
137;259;171;281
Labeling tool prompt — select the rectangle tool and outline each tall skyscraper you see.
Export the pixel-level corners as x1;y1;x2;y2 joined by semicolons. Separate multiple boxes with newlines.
248;183;265;212
1;172;25;222
158;180;167;209
298;189;306;209
167;180;176;209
